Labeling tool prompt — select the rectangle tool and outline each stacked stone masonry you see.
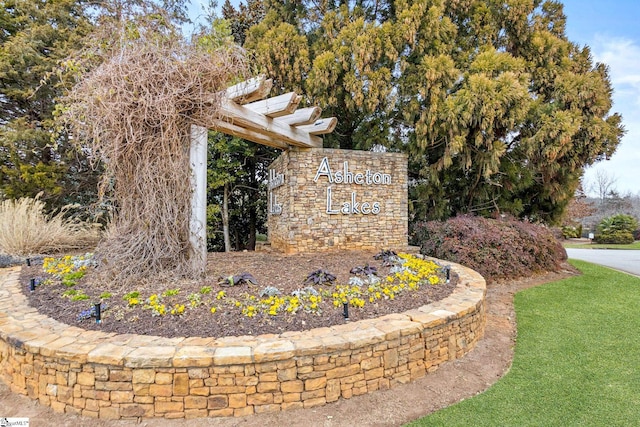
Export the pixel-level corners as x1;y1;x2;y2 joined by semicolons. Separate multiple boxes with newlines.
0;258;485;420
267;148;408;253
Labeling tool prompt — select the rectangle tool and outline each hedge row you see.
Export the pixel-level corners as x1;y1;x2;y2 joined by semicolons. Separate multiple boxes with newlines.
411;215;567;282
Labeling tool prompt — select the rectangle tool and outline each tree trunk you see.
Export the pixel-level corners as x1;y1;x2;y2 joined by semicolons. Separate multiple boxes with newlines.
223;182;231;252
247;155;257;250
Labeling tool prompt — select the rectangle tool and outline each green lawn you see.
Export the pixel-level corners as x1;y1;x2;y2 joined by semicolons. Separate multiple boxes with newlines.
407;260;640;427
562;241;640;249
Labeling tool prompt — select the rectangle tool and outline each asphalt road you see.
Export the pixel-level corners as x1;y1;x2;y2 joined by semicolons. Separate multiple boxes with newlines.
566;248;640;277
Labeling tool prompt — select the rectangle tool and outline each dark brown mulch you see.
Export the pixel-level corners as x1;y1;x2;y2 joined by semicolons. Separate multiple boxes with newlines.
19;250;458;339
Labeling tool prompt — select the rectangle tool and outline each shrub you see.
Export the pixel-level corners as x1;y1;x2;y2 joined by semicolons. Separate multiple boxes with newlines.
411;215;567;282
0;197;100;256
561;225;582;239
594;214;638;244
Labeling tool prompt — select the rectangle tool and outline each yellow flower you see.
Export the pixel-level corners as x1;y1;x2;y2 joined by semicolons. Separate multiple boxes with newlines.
170;304;185;316
210;307;217;314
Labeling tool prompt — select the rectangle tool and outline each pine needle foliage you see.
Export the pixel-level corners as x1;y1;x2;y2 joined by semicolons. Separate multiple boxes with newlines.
232;0;625;224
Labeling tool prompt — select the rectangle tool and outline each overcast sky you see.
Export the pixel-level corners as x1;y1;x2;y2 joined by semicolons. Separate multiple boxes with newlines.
188;0;640;196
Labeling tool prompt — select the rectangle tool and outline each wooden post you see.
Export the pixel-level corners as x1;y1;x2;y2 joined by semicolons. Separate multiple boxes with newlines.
189;124;208;276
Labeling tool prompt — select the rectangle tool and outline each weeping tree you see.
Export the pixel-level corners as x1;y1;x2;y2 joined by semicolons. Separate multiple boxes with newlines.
228;0;624;224
61;18;246;284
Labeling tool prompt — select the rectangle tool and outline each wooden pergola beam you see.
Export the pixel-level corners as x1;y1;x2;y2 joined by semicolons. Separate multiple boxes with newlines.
274;107;322;126
218;98;323;148
226;75;273;103
209;118;289;150
296;117;337;135
213;76;335;149
245;92;301;118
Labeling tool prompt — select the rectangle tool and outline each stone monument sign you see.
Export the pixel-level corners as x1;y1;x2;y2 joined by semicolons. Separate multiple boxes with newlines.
267;148;408;253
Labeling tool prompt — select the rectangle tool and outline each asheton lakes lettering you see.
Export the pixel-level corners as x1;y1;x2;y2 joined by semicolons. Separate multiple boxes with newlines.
268;169;284;215
268;157;393;217
313;157;391;185
325;187;381;215
314;157;388;216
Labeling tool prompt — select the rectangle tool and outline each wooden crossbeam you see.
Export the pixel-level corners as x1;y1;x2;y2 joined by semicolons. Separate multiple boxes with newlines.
296;118;337;135
217;98;322;148
226;75;273;103
200;76;337;149
274;107;322;126
245;92;301;118
209;119;289;150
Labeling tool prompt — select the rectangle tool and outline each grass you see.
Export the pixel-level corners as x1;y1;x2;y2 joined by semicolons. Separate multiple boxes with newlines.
0;197;100;256
562;241;640;249
407;260;640;427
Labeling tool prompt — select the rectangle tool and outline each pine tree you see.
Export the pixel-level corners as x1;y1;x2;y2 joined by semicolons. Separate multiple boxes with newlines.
1;0;190;211
0;0;95;208
229;0;624;224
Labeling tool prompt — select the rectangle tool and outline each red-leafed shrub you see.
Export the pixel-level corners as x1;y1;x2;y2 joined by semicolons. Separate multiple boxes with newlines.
411;215;567;282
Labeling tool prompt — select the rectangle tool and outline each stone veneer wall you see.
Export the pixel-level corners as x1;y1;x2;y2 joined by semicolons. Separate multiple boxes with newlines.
267;148;408;253
0;259;485;420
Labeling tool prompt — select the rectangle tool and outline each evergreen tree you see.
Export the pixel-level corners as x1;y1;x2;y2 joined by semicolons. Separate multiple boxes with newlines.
227;0;624;224
0;0;190;211
200;15;275;251
0;0;95;208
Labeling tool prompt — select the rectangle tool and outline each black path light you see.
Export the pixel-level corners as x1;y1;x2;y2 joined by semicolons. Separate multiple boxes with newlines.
343;301;349;321
444;266;451;283
29;278;36;292
94;303;102;324
26;258;31;267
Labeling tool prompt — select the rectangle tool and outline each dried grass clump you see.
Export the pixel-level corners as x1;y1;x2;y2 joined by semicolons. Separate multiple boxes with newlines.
63;30;246;284
0;197;100;256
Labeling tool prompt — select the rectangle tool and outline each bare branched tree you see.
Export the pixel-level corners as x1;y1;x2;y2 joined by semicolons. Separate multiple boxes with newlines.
591;168;619;204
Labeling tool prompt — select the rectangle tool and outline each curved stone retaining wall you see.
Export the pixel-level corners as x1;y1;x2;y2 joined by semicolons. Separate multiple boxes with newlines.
0;259;485;420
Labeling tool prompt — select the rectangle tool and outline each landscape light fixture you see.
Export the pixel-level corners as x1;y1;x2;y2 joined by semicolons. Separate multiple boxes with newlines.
343;302;349;321
445;266;451;283
29;278;36;292
95;303;102;324
26;258;31;267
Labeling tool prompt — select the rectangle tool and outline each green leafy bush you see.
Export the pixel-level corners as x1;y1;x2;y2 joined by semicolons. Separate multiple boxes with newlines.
561;225;582;239
595;214;638;244
411;215;566;282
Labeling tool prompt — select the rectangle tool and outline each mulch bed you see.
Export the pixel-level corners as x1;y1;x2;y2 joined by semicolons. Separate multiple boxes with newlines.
19;250;457;339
